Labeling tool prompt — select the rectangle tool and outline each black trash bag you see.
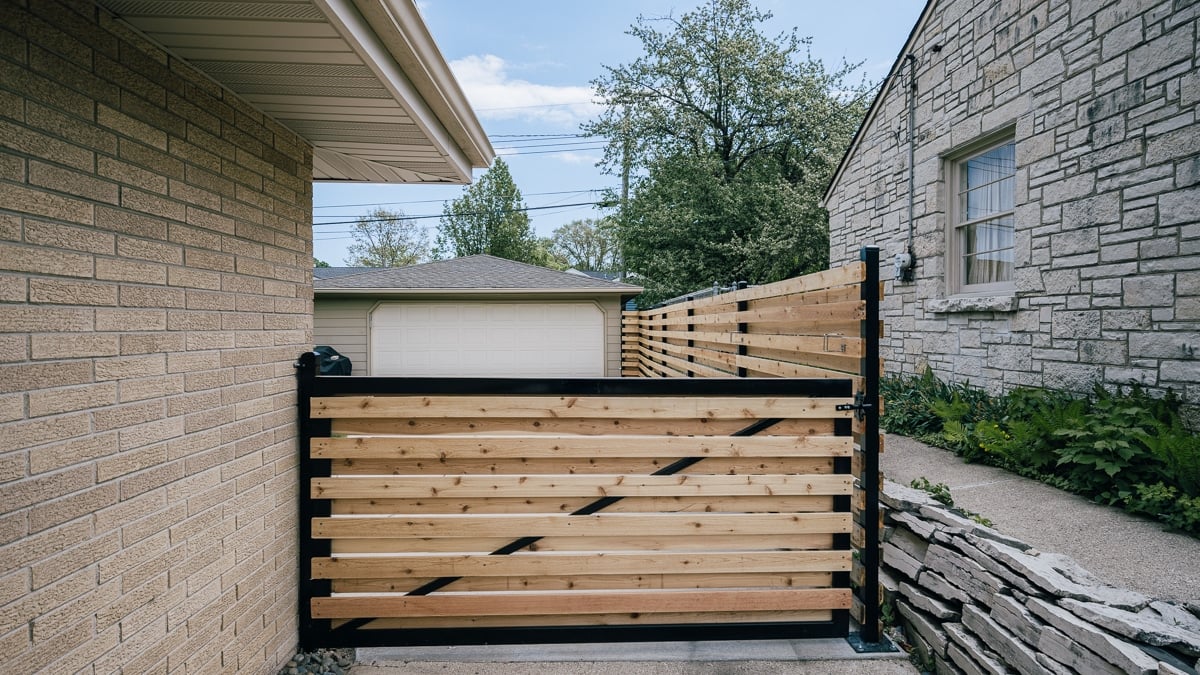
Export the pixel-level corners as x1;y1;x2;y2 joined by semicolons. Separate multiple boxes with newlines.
313;346;351;375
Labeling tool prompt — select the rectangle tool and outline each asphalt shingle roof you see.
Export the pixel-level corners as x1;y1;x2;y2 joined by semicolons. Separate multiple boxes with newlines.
313;255;641;292
312;266;380;280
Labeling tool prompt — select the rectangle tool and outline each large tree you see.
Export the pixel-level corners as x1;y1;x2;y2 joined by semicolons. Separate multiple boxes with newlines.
548;218;619;272
343;208;429;267
583;0;870;304
434;158;539;263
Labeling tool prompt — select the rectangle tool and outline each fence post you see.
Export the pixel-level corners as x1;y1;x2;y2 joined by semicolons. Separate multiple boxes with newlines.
735;281;748;377
295;351;332;649
686;296;695;377
858;246;883;645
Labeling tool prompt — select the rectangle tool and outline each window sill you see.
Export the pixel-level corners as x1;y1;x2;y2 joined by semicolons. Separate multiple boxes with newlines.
926;295;1018;313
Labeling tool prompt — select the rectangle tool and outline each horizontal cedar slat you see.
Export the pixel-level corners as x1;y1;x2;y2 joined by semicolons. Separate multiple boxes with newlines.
361;608;833;629
331;494;836;515
637;338;858;382
633;300;865;328
329;458;837;477
640;329;864;359
311;473;853;499
313;512;851;539
643;264;865;316
313;550;851;580
331;533;836;554
331;418;837;437
312;396;852;420
634;344;732;378
314;432;849;458
329;458;838;478
311;587;852;619
333;571;833;593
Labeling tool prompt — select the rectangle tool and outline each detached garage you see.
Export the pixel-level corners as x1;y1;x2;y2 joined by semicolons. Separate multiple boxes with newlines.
313;256;641;376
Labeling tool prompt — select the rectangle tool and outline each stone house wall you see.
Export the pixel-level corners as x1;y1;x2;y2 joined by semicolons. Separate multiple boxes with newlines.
0;1;312;672
825;0;1200;402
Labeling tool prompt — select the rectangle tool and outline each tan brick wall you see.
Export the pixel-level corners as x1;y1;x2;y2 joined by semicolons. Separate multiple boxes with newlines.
0;1;312;672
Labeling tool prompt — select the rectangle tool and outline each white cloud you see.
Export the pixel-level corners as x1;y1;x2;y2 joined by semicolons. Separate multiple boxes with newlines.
450;54;602;126
551;151;601;165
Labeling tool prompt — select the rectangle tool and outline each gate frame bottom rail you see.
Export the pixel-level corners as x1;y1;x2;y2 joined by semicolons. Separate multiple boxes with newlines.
295;357;863;649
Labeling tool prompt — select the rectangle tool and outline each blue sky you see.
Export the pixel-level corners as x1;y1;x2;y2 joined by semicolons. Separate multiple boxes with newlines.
312;0;926;265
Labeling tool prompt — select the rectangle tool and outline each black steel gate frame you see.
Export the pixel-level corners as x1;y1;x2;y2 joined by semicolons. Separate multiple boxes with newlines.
294;246;883;650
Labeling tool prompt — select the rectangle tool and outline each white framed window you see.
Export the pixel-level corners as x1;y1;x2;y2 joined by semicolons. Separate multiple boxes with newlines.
948;137;1015;296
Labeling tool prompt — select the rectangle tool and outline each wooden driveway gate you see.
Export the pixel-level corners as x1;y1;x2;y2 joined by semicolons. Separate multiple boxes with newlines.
296;248;882;649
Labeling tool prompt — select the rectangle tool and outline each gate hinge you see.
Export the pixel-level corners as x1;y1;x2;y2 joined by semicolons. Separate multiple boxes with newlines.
836;392;873;421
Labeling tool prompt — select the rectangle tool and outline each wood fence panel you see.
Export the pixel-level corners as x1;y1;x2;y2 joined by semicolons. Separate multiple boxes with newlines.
616;252;886;643
296;366;856;648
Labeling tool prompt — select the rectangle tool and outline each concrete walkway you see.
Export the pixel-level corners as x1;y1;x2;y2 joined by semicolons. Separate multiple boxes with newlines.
355;640;916;674
881;433;1200;607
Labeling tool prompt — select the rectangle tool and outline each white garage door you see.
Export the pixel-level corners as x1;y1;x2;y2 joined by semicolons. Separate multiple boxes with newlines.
370;302;605;377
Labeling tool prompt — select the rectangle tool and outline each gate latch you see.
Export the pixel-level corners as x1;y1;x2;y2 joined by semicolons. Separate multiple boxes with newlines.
835;392;873;421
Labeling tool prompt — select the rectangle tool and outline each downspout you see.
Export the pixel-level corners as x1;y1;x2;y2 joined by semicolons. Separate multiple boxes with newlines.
902;53;917;283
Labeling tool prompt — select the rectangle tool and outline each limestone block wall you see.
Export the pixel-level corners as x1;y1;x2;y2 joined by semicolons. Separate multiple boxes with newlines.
826;0;1200;402
882;483;1200;674
0;1;312;672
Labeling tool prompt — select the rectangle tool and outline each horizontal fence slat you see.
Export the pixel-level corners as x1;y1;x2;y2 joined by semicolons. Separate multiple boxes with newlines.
330;418;837;437
333;572;834;593
634;300;865;327
312;550;851;580
330;494;836;515
331;533;836;554
311;473;853;499
312;434;850;460
649;264;866;315
635;344;732;378
638;338;860;383
312;396;852;420
640;330;864;359
312;512;852;539
311;587;853;619
357;609;833;629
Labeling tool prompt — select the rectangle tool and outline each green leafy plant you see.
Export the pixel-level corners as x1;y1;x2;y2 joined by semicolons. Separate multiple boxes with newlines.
1052;385;1172;504
1124;483;1200;535
909;477;993;527
886;372;1198;536
910;477;953;506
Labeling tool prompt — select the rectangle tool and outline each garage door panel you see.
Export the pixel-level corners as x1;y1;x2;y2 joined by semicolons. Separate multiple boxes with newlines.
371;302;605;377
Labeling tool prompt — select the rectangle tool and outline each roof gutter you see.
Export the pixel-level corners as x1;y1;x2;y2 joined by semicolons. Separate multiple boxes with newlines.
315;287;643;296
316;0;494;180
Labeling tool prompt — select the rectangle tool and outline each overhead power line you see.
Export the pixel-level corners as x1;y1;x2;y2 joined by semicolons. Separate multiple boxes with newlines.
314;188;612;210
312;200;610;228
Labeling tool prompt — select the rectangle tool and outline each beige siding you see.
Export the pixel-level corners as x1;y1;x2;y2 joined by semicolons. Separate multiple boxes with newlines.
0;3;311;673
314;294;629;376
602;296;622;377
313;297;373;374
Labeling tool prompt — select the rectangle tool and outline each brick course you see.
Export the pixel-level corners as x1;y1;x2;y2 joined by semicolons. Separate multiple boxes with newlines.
826;0;1200;405
0;1;311;672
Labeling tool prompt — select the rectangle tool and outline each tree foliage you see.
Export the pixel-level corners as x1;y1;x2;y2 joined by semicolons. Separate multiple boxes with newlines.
583;0;870;304
548;218;619;272
343;208;429;267
435;158;540;264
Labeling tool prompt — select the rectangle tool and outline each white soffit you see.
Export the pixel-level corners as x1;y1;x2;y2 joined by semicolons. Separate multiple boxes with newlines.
96;0;493;184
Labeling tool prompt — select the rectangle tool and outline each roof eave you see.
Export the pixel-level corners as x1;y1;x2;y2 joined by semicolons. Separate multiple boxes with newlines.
314;286;643;295
315;0;493;182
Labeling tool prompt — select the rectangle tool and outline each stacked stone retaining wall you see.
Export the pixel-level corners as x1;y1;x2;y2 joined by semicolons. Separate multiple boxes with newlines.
882;482;1200;674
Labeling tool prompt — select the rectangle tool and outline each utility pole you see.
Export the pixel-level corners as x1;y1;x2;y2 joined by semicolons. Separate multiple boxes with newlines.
619;105;631;281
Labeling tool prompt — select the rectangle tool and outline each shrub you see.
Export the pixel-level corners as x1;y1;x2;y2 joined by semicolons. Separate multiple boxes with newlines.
881;371;1199;536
